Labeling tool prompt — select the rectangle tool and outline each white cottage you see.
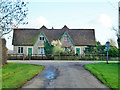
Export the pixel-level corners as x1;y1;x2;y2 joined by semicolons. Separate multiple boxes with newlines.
12;25;96;56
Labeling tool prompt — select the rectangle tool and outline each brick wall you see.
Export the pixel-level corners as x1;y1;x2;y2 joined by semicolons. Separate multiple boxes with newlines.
1;38;7;65
0;37;2;66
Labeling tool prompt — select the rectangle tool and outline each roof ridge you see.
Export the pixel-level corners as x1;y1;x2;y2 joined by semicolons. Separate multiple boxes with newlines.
69;29;94;30
14;28;94;30
62;25;69;30
14;29;94;30
40;25;47;29
14;28;39;30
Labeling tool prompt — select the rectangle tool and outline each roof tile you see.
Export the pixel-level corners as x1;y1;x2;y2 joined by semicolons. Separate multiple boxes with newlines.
12;26;96;46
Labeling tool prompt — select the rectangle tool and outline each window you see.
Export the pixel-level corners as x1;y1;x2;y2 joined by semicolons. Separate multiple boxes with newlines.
64;47;70;51
40;36;44;40
18;47;23;53
64;34;68;41
38;47;45;54
64;47;68;51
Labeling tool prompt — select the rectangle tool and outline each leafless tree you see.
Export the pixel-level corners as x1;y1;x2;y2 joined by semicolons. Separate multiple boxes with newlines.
112;26;120;58
0;0;28;37
108;38;116;46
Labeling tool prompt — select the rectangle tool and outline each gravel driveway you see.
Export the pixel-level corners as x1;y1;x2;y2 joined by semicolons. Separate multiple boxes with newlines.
8;60;111;89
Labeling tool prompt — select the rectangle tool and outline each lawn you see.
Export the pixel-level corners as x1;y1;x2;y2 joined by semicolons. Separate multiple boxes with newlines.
2;63;44;88
84;62;119;89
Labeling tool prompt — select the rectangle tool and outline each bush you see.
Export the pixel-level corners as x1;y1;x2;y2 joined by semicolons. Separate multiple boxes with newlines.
108;46;119;57
89;56;94;60
44;41;53;55
94;56;99;60
52;46;64;55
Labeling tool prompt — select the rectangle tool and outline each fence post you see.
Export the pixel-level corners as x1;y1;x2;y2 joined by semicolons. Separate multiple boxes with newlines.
29;53;31;60
23;54;25;60
42;54;43;60
16;54;17;60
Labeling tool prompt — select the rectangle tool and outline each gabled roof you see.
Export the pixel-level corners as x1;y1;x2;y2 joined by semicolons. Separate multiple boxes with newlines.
33;32;50;45
40;25;47;29
60;32;75;46
62;25;69;30
12;25;96;46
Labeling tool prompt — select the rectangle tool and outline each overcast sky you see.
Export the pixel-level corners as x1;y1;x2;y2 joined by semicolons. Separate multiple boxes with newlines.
4;0;119;50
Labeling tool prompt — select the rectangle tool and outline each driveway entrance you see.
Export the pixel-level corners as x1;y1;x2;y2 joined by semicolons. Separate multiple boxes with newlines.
8;61;109;88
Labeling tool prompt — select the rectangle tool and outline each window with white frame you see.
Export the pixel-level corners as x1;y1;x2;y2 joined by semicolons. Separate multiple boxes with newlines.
38;47;45;54
18;47;23;53
64;34;68;41
40;36;44;41
65;47;70;51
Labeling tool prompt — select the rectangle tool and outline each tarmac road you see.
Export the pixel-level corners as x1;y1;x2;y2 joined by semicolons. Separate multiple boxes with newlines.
8;60;111;89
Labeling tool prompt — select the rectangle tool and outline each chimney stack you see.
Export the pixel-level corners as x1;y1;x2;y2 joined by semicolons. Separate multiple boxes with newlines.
52;27;54;29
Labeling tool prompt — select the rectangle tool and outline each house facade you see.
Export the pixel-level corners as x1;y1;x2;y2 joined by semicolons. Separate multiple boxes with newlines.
12;25;96;56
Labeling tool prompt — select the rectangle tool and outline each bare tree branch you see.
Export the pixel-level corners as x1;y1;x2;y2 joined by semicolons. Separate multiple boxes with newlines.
0;0;28;36
1;29;12;37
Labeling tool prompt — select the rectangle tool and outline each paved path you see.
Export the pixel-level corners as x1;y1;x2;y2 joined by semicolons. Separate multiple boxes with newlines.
8;60;113;89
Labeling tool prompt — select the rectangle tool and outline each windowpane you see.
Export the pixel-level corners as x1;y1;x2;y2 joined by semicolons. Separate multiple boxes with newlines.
18;47;20;53
21;47;23;53
18;47;23;53
40;37;44;40
64;35;68;41
40;37;41;40
65;47;67;51
41;37;43;40
43;37;44;40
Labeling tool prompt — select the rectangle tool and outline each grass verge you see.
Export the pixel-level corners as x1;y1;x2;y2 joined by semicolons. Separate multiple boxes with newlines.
2;63;44;88
54;59;119;61
84;62;119;89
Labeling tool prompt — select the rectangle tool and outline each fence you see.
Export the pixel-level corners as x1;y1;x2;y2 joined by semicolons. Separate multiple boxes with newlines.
31;54;54;60
7;54;24;60
7;53;112;60
83;54;106;60
7;54;54;60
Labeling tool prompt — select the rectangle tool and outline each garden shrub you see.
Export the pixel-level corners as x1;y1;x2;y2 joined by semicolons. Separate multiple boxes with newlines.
52;46;64;55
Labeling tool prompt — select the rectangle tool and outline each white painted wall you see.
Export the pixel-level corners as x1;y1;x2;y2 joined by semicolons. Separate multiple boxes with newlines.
74;46;87;55
13;34;46;55
14;46;33;55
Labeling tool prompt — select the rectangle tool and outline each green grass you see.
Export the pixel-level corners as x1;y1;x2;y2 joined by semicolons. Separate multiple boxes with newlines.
0;67;2;90
2;63;44;88
54;59;119;61
84;62;119;89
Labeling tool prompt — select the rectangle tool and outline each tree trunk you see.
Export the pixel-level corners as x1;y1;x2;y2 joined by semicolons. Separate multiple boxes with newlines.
1;38;7;65
0;38;2;66
117;37;120;61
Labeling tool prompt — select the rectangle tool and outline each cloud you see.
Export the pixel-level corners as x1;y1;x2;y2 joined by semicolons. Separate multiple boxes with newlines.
28;16;48;28
98;14;112;27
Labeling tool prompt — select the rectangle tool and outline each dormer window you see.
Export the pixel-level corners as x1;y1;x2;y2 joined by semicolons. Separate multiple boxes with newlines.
40;36;44;40
64;34;68;41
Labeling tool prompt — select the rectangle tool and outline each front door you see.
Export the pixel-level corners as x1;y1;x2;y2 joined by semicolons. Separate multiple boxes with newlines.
28;48;32;55
76;48;80;54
